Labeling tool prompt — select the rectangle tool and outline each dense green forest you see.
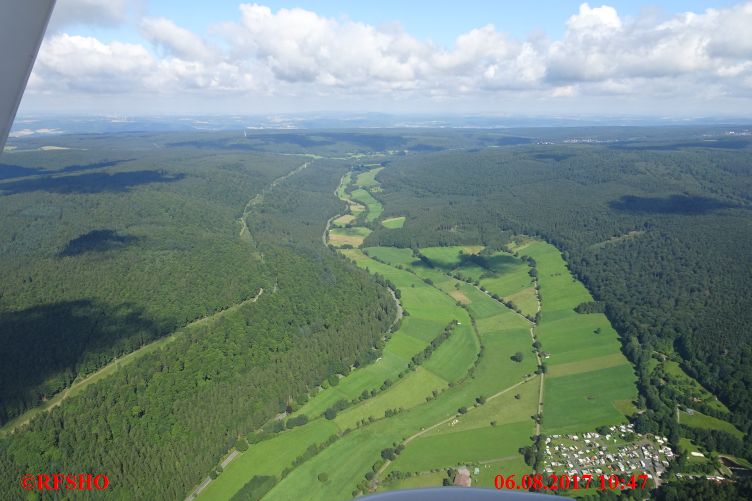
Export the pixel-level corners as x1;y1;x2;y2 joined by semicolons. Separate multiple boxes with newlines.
0;147;309;423
0;142;395;499
367;141;752;460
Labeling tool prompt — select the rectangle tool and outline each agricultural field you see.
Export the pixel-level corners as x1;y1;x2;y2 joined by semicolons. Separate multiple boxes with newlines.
332;214;356;227
544;365;636;433
355;167;384;188
679;410;744;439
381;216;406;229
390;421;534;472
423;379;539;437
376;471;446;491
295;250;472;419
328;227;372;247
197;420;339;500
518;241;637;433
351;188;383;222
417;246;538;317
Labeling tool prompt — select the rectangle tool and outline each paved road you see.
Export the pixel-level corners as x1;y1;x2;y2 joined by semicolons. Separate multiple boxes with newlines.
185;450;240;501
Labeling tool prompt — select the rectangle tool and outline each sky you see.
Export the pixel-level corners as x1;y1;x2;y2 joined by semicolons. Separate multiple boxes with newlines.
17;0;752;117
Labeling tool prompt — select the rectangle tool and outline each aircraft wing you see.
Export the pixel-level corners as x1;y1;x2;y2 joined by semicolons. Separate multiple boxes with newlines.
0;0;56;152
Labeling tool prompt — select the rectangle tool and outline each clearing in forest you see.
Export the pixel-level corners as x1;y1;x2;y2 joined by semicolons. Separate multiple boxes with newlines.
381;216;406;229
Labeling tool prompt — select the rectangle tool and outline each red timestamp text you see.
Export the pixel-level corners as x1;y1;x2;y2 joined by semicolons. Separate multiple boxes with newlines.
493;473;651;491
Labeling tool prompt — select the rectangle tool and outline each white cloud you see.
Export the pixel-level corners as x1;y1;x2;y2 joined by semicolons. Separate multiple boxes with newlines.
33;34;156;93
547;2;752;87
141;17;217;62
31;33;254;95
25;2;752;113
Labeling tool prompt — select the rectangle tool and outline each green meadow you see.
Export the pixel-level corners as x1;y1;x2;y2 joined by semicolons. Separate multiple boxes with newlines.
197;419;339;500
424;379;539;437
473;456;531;488
390;421;534;473
419;246;484;265
543;364;636;433
351;188;383;222
334;367;448;430
418;246;538;317
336;172;352;199
332;214;356;227
679;410;744;439
518;241;637;433
296;249;472;419
355;167;384;188
381;216;406;229
364;246;416;267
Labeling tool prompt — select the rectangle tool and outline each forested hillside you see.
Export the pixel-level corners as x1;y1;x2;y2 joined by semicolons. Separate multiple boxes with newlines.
0;142;395;499
367;141;752;458
0;146;308;423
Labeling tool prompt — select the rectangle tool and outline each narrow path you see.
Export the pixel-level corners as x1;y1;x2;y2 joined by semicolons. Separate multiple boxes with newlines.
387;287;404;330
240;162;309;240
1;288;265;436
186;450;241;501
322;215;334;246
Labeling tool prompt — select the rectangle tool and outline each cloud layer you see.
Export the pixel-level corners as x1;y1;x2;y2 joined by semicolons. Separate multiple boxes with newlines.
26;2;752;114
